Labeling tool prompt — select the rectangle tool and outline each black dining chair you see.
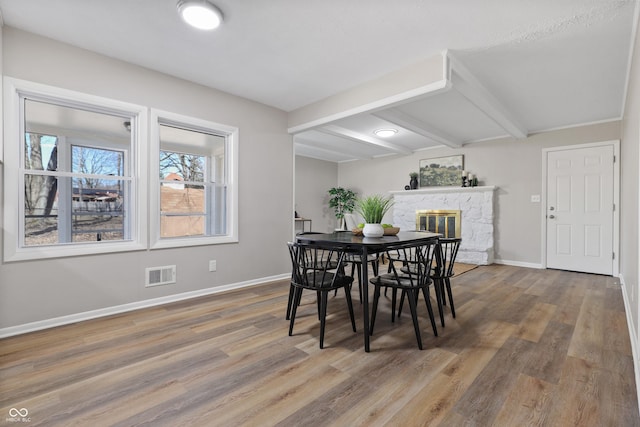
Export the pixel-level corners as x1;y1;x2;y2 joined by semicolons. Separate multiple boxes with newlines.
369;241;439;349
287;242;356;349
286;232;339;320
431;238;462;322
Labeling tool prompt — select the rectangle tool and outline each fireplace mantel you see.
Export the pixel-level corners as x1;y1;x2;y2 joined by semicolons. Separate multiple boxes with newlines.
390;185;496;196
391;186;497;265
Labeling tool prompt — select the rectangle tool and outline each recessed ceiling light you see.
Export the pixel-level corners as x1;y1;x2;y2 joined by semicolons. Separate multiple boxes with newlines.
177;0;223;30
374;128;398;138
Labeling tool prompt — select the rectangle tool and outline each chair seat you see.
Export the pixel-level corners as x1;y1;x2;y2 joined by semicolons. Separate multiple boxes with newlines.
370;272;429;289
296;271;353;291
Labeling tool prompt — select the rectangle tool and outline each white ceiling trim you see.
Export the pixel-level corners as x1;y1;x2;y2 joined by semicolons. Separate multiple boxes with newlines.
288;76;451;134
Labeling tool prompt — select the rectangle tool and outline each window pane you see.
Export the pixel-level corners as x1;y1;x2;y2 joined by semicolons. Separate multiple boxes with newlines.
71;177;125;242
159;151;204;182
24;173;59;246
24;133;58;171
72;145;124;177
160;215;205;238
160;182;206;237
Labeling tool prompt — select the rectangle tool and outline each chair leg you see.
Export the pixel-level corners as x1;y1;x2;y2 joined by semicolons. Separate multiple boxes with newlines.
354;262;363;304
319;291;328;349
421;287;438;337
370;285;381;335
406;289;423;350
343;285;357;332
286;283;294;320
445;278;456;318
391;288;398;323
433;278;445;327
289;287;303;336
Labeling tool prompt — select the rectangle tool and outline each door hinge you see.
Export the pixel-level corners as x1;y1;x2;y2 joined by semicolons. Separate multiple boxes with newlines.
613;203;616;211
613;252;616;260
613;155;616;163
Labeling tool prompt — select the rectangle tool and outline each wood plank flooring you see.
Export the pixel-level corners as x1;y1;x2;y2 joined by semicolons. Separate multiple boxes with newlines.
1;264;638;426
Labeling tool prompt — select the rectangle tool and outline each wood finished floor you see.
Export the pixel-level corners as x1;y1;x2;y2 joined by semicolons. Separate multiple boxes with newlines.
0;264;638;426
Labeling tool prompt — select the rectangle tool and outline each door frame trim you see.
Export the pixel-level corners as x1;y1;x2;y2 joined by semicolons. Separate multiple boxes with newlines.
541;140;620;276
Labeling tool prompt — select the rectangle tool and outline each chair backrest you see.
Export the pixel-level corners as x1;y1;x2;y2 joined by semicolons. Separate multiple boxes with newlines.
386;240;438;287
344;213;359;230
434;238;462;278
287;242;346;289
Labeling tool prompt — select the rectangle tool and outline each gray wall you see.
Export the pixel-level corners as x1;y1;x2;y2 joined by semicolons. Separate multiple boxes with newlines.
294;156;337;233
621;8;640;356
0;28;293;329
336;121;621;266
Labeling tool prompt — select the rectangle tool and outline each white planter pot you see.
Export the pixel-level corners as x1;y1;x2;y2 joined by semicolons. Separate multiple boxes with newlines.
363;223;384;238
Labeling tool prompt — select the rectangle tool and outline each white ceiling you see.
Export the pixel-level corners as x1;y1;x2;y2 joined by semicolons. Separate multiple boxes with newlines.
0;0;636;162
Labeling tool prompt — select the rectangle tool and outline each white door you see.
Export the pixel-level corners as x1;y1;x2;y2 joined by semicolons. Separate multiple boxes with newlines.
546;145;614;275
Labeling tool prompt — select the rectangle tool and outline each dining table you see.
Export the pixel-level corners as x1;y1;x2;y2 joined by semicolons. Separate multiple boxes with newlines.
296;230;441;352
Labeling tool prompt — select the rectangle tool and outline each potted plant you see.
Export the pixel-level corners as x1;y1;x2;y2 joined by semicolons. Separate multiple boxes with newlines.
328;187;357;230
356;194;394;237
409;172;419;189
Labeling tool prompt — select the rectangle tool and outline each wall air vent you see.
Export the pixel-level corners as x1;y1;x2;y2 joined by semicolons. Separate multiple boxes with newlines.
145;265;176;287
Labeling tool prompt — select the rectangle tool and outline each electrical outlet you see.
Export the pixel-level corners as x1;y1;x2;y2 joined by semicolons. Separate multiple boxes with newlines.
209;260;217;272
531;194;541;203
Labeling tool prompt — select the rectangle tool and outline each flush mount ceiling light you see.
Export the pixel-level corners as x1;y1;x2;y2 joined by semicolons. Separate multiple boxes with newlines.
374;128;398;138
177;0;223;30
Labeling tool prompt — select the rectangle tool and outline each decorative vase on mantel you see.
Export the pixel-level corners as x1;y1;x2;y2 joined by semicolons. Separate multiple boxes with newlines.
362;223;384;238
409;173;419;190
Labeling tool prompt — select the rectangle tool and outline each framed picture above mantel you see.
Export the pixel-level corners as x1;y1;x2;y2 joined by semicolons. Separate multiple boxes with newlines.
419;155;464;187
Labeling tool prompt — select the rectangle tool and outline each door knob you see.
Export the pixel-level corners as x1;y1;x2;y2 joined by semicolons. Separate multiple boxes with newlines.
549;215;555;219
549;206;555;211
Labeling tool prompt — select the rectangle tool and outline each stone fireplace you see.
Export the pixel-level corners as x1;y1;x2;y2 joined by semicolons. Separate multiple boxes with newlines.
391;186;496;264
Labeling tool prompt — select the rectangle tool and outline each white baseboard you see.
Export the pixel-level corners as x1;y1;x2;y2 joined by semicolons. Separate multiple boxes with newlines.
493;259;543;269
0;273;290;339
618;273;640;415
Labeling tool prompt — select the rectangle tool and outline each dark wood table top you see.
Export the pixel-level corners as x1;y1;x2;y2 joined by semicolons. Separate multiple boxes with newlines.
295;230;441;252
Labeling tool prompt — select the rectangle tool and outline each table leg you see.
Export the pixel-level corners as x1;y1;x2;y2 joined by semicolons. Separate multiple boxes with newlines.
361;247;370;352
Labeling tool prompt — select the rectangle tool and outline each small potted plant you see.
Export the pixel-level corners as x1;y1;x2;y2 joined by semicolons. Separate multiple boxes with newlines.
356;194;394;237
328;187;357;230
409;172;419;189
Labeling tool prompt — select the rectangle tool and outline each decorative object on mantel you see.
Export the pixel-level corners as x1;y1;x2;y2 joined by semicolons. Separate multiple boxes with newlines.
409;172;419;189
355;194;394;237
327;187;357;230
461;170;478;187
419;155;464;187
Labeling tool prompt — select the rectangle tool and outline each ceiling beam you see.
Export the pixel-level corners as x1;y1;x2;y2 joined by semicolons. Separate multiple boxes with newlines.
447;52;528;139
294;136;369;161
372;109;463;148
318;124;412;155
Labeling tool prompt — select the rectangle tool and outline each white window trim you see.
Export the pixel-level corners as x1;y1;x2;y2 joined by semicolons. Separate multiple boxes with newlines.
149;108;238;249
3;77;148;262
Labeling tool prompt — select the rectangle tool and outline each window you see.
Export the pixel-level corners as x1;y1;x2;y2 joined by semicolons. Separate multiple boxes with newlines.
4;78;147;261
150;110;238;248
